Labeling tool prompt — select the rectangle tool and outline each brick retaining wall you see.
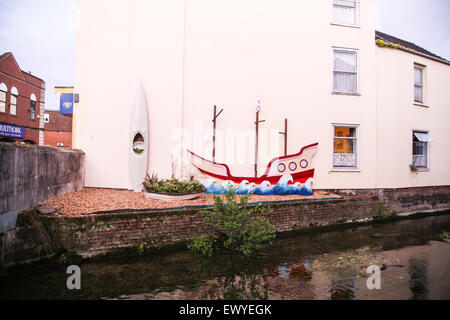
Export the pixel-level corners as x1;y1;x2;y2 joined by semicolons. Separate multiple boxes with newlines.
319;186;450;213
2;185;450;269
38;196;380;259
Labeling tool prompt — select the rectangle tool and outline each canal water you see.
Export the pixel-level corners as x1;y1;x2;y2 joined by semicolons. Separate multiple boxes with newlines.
1;214;449;300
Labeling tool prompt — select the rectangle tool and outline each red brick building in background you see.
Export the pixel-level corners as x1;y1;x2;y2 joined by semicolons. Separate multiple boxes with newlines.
0;52;45;145
43;111;72;147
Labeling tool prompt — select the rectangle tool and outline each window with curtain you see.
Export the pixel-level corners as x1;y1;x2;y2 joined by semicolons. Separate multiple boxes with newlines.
333;125;358;169
413;131;430;168
414;65;424;103
30;94;37;120
333;49;358;94
333;0;360;26
10;87;18;116
0;83;7;113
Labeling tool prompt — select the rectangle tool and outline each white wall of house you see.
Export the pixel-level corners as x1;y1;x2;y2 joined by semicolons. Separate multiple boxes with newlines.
375;46;450;188
73;0;449;190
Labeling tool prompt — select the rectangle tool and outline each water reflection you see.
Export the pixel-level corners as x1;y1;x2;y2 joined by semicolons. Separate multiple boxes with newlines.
330;279;356;300
1;214;449;300
409;258;429;300
199;274;269;300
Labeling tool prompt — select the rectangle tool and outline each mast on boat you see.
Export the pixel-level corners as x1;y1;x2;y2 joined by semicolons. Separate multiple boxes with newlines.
279;118;288;156
212;105;223;163
254;101;265;178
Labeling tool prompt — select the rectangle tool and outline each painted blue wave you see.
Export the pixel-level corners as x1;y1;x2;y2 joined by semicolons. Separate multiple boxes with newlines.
200;174;314;196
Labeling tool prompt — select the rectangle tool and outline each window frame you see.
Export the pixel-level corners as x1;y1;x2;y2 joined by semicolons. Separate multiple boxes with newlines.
10;87;18;116
332;123;360;171
332;0;360;27
412;130;430;170
332;47;360;95
0;82;7;113
30;94;37;120
414;64;425;104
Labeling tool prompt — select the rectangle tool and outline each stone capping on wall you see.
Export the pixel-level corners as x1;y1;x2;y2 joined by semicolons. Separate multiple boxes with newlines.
0;142;85;217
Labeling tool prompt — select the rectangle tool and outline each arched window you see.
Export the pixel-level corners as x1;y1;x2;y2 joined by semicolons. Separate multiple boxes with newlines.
0;83;7;113
30;93;37;120
10;87;18;116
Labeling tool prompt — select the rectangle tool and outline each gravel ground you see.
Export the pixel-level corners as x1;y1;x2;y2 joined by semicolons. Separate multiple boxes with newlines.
45;188;341;216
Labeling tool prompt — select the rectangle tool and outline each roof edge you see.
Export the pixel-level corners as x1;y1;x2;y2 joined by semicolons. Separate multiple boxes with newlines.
375;31;450;66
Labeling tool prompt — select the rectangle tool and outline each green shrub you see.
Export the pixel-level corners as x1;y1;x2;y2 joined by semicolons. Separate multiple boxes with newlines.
189;189;276;257
137;243;145;256
187;235;217;257
143;174;206;194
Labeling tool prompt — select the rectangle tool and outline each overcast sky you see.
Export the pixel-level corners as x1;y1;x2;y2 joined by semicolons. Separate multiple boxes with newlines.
1;0;449;110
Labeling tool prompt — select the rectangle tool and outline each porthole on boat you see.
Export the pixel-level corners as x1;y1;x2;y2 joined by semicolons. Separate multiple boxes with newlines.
300;159;308;168
278;163;286;173
133;133;145;155
289;162;297;171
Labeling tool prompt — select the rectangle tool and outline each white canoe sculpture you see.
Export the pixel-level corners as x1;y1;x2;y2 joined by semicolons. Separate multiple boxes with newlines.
129;81;149;192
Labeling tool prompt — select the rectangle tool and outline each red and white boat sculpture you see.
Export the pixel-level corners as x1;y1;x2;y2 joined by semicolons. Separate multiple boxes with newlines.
187;143;318;195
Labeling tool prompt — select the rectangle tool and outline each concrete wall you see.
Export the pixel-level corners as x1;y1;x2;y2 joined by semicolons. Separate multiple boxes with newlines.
0;142;85;216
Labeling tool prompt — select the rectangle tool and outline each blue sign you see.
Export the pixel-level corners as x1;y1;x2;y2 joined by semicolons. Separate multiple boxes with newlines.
60;93;74;114
0;122;25;139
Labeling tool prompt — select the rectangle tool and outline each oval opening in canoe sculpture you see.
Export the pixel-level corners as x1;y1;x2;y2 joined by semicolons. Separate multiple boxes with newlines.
133;132;145;155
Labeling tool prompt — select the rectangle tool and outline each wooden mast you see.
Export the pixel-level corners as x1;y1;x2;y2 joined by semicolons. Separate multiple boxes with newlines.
212;105;223;162
255;110;265;177
279;118;288;156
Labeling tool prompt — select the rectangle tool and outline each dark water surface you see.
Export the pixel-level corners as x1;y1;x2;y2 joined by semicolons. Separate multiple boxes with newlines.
1;215;449;300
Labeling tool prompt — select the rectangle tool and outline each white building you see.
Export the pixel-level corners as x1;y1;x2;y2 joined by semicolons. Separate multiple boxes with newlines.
73;0;450;192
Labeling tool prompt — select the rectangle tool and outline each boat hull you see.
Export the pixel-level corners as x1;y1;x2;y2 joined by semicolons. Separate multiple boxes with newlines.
188;143;318;195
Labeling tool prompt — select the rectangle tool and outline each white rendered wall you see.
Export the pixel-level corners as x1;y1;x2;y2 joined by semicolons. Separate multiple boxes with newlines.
181;0;378;189
74;0;185;188
375;47;450;188
72;0;449;190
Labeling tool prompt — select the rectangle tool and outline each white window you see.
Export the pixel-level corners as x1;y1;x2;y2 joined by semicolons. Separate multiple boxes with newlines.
333;0;360;26
10;87;18;116
414;65;425;104
0;82;7;113
413;131;430;169
30;93;37;120
333;48;359;94
333;124;359;170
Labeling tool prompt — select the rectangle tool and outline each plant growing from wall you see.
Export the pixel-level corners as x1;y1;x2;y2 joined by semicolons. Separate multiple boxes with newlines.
410;164;418;172
189;189;276;257
376;203;389;223
376;39;406;50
